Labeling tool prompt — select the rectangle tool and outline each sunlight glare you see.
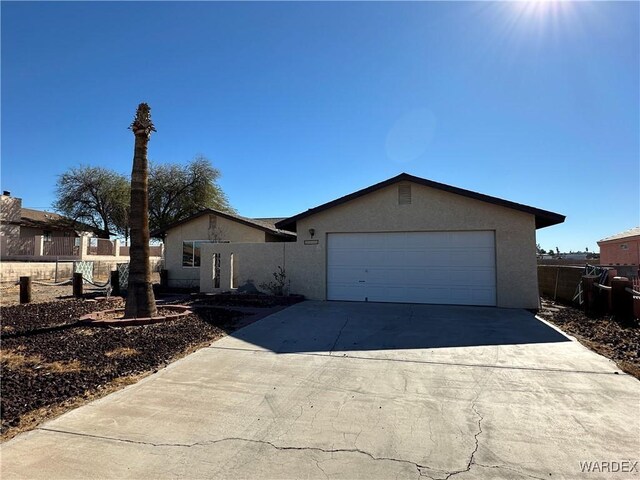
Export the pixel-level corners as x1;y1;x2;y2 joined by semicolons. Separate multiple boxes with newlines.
510;0;573;23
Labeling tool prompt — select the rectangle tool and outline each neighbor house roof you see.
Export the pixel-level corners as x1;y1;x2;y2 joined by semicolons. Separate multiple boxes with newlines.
252;217;287;227
597;227;640;244
16;208;108;237
151;209;296;239
275;173;566;231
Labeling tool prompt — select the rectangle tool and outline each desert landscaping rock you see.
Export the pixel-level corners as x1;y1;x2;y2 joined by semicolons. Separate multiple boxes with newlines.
1;298;125;336
0;299;252;439
538;298;640;378
192;293;305;308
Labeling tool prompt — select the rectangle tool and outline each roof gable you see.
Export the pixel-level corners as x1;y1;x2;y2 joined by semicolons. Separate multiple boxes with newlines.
275;173;565;231
151;208;296;239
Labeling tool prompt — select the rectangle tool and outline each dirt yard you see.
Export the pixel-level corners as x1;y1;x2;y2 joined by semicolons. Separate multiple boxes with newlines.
0;294;284;441
538;298;640;379
1;272;161;306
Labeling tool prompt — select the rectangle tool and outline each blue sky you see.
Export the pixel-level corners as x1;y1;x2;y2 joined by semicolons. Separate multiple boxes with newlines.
2;1;638;252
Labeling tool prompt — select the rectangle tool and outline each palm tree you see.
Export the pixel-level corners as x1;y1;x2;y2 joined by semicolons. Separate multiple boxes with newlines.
124;103;157;318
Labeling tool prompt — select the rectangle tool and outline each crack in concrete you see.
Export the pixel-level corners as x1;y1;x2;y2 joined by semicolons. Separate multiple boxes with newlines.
314;459;330;479
329;317;350;355
474;463;547;480
207;345;622;376
37;427;449;478
421;403;484;480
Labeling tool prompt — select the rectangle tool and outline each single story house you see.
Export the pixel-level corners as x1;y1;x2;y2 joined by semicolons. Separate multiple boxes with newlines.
0;192;108;239
597;227;640;267
151;209;296;288
199;173;565;309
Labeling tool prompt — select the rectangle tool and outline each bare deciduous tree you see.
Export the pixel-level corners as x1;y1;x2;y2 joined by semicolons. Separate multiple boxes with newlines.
149;156;234;237
54;166;129;237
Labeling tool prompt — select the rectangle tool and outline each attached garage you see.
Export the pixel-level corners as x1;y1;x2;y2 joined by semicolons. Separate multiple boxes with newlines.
200;173;565;309
327;231;496;305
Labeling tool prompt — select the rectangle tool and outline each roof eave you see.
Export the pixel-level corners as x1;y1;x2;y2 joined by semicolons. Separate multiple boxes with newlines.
597;234;640;245
151;209;295;239
275;173;566;231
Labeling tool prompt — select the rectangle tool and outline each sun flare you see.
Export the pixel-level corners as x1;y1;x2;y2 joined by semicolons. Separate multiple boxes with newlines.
511;0;573;20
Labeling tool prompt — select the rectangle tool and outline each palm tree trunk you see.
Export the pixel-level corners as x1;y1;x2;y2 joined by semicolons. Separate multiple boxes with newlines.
124;103;157;318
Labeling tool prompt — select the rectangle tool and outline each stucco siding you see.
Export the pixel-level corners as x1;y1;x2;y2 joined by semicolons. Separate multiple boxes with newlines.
201;182;540;308
165;213;266;288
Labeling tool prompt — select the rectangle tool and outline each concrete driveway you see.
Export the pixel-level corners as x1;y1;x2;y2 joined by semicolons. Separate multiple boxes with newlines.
2;302;639;479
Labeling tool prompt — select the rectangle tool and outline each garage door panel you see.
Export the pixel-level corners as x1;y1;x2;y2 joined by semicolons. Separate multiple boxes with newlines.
327;232;496;306
455;249;495;267
446;268;495;285
448;232;494;248
327;283;366;301
327;267;365;283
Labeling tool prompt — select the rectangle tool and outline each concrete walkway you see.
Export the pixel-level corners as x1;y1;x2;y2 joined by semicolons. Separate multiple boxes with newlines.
2;302;639;479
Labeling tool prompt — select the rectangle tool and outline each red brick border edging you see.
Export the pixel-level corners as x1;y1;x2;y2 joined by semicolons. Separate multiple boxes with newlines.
79;305;192;327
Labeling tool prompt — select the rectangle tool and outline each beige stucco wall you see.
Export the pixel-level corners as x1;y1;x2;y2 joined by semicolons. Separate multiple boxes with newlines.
201;182;540;308
165;213;269;288
0;259;162;283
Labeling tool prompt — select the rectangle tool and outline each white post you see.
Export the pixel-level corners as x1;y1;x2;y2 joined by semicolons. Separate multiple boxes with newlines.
79;236;89;260
35;235;44;257
114;239;121;258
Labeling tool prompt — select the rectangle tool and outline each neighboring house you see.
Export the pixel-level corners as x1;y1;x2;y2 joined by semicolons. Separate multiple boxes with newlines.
151;209;296;288
597;227;640;266
200;173;565;309
0;192;107;239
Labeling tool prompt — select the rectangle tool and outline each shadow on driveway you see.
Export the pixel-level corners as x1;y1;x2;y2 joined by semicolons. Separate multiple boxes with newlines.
222;301;570;354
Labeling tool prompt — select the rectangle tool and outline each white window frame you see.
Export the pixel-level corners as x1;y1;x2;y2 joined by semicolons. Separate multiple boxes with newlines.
182;240;227;268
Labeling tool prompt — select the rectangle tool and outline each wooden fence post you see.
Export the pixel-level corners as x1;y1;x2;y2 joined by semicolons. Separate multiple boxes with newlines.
73;272;83;298
611;276;633;322
19;276;31;304
110;270;120;296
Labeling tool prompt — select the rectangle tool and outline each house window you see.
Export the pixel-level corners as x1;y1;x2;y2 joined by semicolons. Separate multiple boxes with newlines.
183;241;201;267
620;243;629;250
182;240;203;267
183;240;227;267
43;231;53;242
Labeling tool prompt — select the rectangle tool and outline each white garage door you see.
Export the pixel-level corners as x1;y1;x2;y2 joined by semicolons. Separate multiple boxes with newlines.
327;231;496;306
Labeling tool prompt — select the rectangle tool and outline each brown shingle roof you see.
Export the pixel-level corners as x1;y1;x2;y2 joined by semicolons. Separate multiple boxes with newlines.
18;208;107;236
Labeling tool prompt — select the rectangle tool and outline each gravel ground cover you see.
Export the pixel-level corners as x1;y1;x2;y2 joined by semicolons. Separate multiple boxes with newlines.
2;298;125;336
1;297;252;440
538;298;640;379
193;293;305;308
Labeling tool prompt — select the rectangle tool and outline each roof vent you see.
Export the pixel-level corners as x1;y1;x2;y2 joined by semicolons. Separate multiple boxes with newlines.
398;184;412;205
